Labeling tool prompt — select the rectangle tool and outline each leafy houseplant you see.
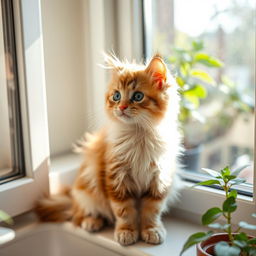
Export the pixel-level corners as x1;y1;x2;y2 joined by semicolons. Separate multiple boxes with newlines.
0;210;14;245
180;166;256;256
0;210;13;225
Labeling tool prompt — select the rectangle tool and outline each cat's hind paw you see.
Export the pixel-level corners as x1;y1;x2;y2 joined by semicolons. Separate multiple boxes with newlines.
141;226;166;244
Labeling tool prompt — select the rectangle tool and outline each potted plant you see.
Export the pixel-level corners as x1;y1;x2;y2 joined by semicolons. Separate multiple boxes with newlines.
180;166;256;256
0;210;15;244
168;40;223;171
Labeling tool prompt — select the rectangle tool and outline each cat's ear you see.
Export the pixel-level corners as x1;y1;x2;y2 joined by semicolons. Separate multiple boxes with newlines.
145;55;167;89
103;53;123;72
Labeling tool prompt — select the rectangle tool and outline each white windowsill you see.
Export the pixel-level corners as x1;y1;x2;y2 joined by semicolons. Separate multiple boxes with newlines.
6;211;204;256
49;153;82;194
49;153;255;230
46;153;207;255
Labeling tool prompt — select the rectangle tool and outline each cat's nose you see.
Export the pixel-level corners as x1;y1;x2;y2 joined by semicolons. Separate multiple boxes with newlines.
119;105;128;111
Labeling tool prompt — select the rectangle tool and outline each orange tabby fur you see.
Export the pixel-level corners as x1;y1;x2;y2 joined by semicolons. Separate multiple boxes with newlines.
35;54;181;245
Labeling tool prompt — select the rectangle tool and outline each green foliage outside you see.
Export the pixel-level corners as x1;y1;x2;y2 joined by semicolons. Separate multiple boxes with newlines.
168;40;223;123
168;40;254;147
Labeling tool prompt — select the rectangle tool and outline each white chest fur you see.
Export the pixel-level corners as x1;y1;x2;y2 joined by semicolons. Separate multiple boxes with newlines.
108;124;166;193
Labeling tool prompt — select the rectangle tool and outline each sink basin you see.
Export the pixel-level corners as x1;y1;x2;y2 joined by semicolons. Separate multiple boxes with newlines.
0;223;147;256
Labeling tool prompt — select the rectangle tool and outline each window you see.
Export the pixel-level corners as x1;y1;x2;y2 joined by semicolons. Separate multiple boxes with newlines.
142;0;255;224
143;0;255;196
0;0;25;184
0;0;49;217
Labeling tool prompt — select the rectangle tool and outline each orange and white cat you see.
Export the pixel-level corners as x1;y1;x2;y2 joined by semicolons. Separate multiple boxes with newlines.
36;54;181;246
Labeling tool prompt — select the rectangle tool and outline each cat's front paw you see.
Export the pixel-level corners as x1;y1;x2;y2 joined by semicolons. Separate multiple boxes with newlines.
141;225;166;244
81;216;104;232
114;228;139;246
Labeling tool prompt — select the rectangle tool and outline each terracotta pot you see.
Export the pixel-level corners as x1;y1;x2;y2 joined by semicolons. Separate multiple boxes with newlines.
197;233;254;256
197;233;232;256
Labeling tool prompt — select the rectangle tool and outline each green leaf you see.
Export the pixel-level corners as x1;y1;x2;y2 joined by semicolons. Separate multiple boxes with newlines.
194;52;224;67
228;190;238;198
231;165;250;176
239;221;256;230
202;207;222;225
201;168;220;177
223;197;237;213
184;84;207;99
192;40;204;51
247;238;256;245
0;210;13;225
193;84;207;98
225;175;236;181
234;232;248;241
176;76;185;87
180;63;190;76
221;166;231;176
169;56;177;63
214;241;241;256
190;69;215;85
221;75;235;88
230;178;246;185
183;91;200;108
208;223;230;230
193;179;220;187
180;231;213;256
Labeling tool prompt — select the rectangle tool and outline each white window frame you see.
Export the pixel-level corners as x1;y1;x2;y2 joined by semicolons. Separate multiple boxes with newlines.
0;0;49;217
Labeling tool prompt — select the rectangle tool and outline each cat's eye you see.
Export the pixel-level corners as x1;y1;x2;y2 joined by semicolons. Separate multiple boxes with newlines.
113;91;121;101
132;91;144;102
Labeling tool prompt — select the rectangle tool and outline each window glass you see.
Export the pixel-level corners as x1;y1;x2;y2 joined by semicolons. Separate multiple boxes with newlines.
0;0;25;184
0;16;12;177
144;0;255;191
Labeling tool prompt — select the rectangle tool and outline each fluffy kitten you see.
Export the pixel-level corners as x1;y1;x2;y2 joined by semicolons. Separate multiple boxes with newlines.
36;54;181;246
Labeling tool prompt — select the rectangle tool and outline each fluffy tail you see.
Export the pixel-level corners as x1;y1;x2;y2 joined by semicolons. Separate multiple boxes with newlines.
35;187;72;222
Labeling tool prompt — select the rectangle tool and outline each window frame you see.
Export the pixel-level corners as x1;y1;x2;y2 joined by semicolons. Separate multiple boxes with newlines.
0;0;49;217
141;0;256;225
2;0;251;226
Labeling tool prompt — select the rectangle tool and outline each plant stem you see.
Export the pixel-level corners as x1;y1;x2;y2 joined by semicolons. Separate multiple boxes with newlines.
223;182;234;243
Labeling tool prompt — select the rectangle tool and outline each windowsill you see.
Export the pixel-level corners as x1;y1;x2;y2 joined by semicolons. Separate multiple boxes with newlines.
5;211;206;256
49;152;82;194
46;153;207;255
44;152;254;255
49;153;256;233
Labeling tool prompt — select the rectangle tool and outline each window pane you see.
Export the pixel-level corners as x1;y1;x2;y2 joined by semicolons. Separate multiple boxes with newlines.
144;0;255;192
0;0;25;183
0;22;12;177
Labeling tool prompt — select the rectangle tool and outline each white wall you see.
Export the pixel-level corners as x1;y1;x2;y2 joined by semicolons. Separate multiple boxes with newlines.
41;0;87;157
